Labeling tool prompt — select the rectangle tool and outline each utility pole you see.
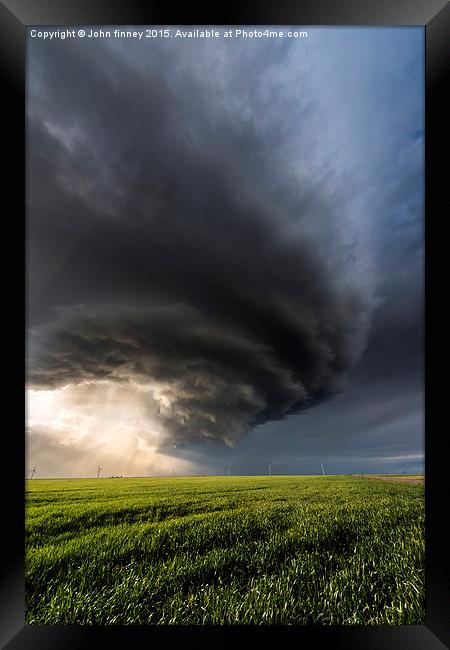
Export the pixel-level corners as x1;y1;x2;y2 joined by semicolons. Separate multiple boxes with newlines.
30;466;37;479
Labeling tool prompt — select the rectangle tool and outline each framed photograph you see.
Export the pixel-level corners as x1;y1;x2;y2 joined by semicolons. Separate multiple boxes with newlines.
1;1;448;648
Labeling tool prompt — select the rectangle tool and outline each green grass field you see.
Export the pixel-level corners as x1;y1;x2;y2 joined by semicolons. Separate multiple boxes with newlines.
25;475;424;625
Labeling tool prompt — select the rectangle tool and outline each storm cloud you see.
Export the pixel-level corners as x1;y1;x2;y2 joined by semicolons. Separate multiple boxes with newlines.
26;34;377;448
26;29;423;472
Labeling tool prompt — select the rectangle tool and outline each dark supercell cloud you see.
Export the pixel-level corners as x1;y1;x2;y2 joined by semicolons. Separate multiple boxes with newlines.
27;30;423;474
27;36;374;450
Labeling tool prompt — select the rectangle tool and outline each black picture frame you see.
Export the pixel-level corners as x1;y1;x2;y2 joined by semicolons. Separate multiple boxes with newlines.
2;0;448;648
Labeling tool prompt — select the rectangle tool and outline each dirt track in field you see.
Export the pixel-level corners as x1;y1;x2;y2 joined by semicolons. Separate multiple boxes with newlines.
367;476;424;485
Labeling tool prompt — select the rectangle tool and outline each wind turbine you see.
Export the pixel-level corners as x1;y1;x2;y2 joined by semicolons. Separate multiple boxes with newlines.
30;466;37;479
97;465;103;478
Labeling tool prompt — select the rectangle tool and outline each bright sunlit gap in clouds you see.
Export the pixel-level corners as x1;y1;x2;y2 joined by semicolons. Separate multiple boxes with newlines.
26;381;198;478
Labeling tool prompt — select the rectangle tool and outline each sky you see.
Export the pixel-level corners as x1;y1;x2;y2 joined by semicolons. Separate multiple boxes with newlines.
26;27;424;478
